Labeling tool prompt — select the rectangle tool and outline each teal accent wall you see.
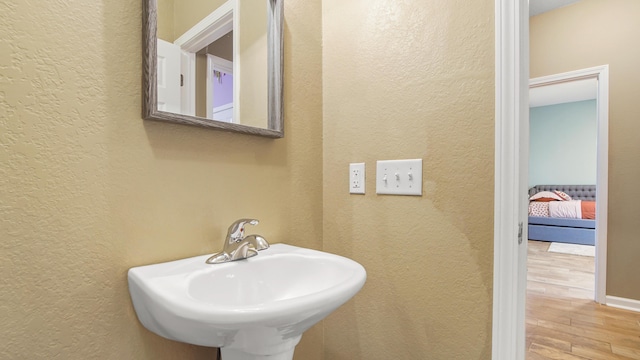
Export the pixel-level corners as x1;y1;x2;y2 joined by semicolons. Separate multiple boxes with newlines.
529;100;597;187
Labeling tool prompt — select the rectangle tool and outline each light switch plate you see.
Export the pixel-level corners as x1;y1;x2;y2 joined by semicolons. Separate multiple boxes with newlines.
349;163;365;194
376;159;422;196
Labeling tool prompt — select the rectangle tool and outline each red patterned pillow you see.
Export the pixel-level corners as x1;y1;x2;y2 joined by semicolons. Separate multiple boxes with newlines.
529;202;549;216
530;191;563;202
529;190;572;202
553;191;572;201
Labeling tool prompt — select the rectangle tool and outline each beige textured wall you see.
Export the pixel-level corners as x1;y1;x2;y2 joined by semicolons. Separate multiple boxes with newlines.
0;1;323;359
157;0;175;42
238;0;268;129
157;0;226;42
196;52;208;118
322;1;495;359
173;0;228;40
530;0;640;301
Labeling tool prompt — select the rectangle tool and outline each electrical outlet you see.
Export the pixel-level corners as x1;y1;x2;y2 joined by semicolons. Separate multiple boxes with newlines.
349;163;365;194
376;159;422;196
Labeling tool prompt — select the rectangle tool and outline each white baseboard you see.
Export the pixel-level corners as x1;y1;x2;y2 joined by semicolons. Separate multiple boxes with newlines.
606;295;640;313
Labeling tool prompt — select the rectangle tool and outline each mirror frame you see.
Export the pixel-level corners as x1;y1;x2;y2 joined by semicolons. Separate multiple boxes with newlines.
142;0;284;138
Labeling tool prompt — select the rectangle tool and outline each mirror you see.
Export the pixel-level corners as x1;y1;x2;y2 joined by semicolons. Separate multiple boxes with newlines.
143;0;283;138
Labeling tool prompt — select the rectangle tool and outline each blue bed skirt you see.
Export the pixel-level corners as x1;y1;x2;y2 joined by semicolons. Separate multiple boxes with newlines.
528;216;595;246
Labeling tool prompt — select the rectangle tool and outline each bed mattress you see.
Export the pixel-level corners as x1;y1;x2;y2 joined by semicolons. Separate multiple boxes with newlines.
528;216;595;229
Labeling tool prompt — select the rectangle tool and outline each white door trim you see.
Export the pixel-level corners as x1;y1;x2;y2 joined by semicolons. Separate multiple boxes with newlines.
492;0;529;359
156;39;182;113
174;0;239;122
173;0;235;53
180;51;196;116
529;65;609;304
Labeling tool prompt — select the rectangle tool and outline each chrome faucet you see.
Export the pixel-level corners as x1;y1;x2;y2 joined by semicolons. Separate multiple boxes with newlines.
206;219;270;264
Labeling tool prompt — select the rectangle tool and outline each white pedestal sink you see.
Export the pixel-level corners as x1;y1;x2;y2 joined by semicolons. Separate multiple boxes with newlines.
128;244;366;360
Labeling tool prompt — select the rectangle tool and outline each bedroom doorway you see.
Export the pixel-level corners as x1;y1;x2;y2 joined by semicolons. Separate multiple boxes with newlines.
492;1;611;358
527;68;609;303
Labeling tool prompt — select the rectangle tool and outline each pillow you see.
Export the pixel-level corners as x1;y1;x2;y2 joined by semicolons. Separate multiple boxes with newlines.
530;196;560;202
529;191;571;202
553;191;572;201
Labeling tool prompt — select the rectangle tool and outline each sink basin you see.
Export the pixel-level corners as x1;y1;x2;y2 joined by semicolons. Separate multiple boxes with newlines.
128;244;366;360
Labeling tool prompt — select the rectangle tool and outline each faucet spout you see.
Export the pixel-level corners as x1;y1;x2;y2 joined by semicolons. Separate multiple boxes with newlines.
229;242;258;261
206;219;270;264
243;234;270;251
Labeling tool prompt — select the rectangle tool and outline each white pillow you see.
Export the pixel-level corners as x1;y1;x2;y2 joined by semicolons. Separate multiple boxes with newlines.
529;191;571;202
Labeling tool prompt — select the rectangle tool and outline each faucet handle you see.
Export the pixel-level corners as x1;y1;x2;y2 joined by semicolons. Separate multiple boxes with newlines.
227;218;259;242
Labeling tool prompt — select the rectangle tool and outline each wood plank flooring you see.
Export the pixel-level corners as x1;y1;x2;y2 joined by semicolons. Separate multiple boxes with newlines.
527;240;640;359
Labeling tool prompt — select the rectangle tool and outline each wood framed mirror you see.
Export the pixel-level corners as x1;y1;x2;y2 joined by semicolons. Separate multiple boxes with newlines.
142;0;284;138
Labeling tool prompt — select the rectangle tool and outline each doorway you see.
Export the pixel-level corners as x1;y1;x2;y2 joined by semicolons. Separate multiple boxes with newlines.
528;67;609;303
492;1;611;359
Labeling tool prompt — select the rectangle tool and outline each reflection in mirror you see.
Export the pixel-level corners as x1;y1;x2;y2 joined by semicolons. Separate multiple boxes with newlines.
143;0;283;138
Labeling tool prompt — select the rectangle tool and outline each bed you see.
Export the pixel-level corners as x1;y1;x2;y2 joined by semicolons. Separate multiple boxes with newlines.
528;185;596;246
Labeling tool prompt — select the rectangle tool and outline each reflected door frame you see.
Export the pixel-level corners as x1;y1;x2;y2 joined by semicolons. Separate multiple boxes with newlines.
181;51;196;116
206;54;234;122
174;0;238;122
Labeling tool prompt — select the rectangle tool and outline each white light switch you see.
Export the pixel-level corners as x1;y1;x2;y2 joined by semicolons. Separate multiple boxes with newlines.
349;163;365;194
376;159;422;196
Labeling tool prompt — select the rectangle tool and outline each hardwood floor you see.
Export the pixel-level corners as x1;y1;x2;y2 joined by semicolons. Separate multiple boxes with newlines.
527;240;640;359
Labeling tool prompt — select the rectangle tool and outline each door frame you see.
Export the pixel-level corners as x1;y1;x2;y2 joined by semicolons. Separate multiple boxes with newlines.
529;66;609;305
174;0;239;122
206;54;234;121
493;1;610;359
492;0;529;359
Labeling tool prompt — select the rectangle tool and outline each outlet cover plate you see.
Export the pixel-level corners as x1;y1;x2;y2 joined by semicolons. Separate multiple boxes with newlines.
349;162;365;194
376;159;422;196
